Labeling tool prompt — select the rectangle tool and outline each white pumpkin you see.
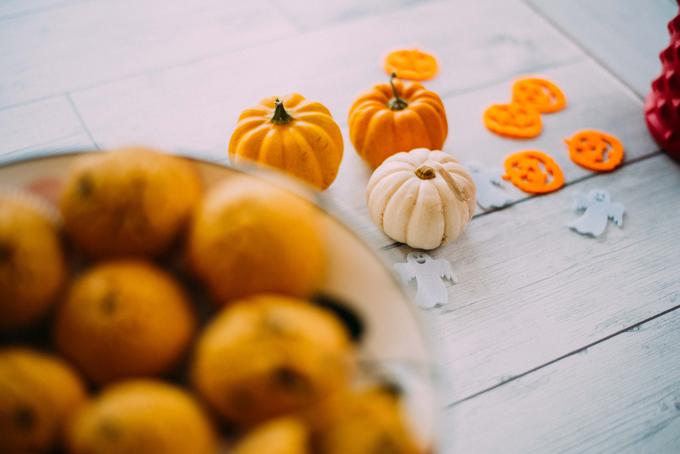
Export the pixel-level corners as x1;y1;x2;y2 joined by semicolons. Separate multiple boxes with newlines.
366;148;476;250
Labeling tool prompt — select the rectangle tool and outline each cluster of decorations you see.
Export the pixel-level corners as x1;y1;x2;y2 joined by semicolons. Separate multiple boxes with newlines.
483;77;566;139
227;49;627;254
479;77;626;238
229;49;469;251
483;78;625;191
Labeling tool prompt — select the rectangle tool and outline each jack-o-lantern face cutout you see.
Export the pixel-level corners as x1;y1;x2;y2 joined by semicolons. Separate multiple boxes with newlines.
512;78;567;113
565;130;624;172
384;49;438;81
502;150;565;194
483;103;542;139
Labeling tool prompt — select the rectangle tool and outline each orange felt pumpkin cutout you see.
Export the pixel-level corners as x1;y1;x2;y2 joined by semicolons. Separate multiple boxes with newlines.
512;77;566;113
483;103;542;139
502;150;565;194
565;130;624;172
384;49;438;81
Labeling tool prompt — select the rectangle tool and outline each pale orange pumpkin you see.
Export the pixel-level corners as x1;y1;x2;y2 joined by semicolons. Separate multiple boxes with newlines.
348;73;448;169
229;94;344;190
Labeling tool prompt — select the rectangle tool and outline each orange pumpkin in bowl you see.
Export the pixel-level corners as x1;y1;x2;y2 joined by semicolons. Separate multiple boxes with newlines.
348;73;448;169
0;348;87;453
66;380;217;454
0;192;66;330
229;95;344;191
59;147;202;259
54;260;196;385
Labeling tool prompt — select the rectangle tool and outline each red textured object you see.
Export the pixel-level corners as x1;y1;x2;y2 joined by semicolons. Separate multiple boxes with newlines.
646;11;680;161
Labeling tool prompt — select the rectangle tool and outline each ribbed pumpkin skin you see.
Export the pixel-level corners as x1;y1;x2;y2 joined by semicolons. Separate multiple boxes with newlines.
348;79;448;169
366;149;476;250
229;94;344;190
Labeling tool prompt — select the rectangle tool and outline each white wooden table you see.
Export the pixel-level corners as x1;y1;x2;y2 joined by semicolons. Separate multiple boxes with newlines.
2;0;679;452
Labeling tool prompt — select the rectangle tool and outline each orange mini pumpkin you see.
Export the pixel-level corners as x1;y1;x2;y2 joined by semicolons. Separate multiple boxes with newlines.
229;95;343;191
565;129;624;172
348;73;448;169
502;150;564;194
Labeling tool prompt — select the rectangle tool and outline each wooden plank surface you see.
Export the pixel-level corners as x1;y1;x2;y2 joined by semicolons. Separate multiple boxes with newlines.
68;0;581;155
444;307;680;454
2;1;680;452
526;0;677;97
0;96;96;161
269;0;441;30
0;0;297;108
392;154;680;402
0;0;86;19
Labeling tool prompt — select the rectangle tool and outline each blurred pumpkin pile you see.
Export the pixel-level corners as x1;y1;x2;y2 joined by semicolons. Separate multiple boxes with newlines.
0;147;423;454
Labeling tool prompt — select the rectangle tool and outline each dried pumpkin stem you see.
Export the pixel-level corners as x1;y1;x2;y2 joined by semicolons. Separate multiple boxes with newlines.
433;162;470;202
415;165;436;180
388;73;408;111
271;98;293;125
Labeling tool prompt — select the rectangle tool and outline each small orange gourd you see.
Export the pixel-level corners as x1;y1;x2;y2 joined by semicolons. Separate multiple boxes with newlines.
348;73;448;169
229;95;343;191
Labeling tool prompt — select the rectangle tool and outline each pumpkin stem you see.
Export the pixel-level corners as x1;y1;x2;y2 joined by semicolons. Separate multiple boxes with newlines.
415;165;436;180
433;162;470;202
271;98;293;125
388;73;408;111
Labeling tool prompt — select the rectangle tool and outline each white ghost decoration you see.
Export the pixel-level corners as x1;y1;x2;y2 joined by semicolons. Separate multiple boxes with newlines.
465;161;513;210
394;252;456;309
568;189;624;237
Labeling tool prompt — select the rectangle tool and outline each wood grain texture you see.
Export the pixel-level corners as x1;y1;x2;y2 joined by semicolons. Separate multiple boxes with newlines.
0;96;96;161
0;0;87;19
0;0;297;107
527;0;677;97
444;308;680;454
68;0;581;155
269;0;440;30
391;155;680;402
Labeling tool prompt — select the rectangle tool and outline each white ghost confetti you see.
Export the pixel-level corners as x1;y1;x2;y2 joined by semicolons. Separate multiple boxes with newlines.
394;252;455;309
466;161;513;210
568;189;624;237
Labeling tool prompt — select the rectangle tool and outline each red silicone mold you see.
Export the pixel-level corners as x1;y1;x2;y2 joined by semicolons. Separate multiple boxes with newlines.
646;11;680;161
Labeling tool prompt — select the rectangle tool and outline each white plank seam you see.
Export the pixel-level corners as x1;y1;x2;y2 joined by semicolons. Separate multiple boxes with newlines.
65;92;100;150
445;300;680;408
522;0;649;101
